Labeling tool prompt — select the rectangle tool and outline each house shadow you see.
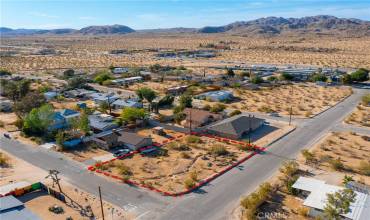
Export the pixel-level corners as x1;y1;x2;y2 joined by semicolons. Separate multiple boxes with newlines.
17;190;49;203
192;188;208;195
241;124;278;143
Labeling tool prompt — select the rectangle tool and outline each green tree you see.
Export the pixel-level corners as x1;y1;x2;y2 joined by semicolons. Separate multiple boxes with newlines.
94;71;113;85
341;74;353;84
63;69;75;79
135;87;157;111
311;73;328;82
0;79;31;101
250;76;263;84
226;68;235;77
324;189;356;220
99;101;110;113
0;69;12;76
120;107;147;123
342;175;354;185
351;68;369;82
67;76;88;89
179;94;192;108
23;104;54;135
280;72;294;81
55;130;66;148
78;112;90;134
13;92;46;118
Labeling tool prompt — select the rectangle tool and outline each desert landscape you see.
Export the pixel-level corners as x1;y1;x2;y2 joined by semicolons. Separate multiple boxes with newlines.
1;34;370;72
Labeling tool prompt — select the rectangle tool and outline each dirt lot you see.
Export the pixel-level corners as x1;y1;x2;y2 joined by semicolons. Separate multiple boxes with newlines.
0;150;132;220
229;83;352;117
61;145;110;162
345;103;370;127
2;35;370;71
126;81;185;95
97;135;252;193
137;127;184;144
298;131;370;185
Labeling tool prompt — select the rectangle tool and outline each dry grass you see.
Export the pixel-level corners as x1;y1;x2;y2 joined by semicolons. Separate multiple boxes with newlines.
2;35;370;72
228;83;351;117
345;104;370;127
100;135;251;193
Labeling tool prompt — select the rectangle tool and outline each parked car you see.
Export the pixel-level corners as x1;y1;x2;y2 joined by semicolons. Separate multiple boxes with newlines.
269;112;280;117
139;147;157;155
113;149;130;157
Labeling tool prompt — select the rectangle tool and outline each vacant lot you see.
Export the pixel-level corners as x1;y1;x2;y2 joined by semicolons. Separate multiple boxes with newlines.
230;83;352;117
300;131;370;184
2;35;370;71
345;103;370;127
126;81;184;95
97;135;252;193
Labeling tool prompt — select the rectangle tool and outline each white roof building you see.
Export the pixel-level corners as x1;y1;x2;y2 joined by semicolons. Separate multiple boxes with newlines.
292;177;370;220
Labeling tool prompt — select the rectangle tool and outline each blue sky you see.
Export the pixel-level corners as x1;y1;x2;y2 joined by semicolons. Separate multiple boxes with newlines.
1;0;370;29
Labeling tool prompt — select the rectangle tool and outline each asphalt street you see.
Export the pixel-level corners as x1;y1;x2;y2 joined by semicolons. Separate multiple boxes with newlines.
1;87;368;220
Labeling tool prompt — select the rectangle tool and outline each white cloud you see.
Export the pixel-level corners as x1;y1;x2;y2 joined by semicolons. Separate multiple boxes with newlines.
79;16;95;20
29;12;59;19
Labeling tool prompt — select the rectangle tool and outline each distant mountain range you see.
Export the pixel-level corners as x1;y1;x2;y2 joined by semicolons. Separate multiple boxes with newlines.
1;15;369;37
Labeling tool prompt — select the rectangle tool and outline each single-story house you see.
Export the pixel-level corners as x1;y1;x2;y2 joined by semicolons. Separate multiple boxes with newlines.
206;114;265;139
112;67;129;74
49;109;80;130
89;93;119;106
111;99;143;109
0;195;41;220
64;89;96;99
195;90;234;102
112;76;143;85
0;96;12;112
43;91;58;101
166;85;188;96
88;113;119;132
88;129;152;150
182;108;223;129
292;177;370;220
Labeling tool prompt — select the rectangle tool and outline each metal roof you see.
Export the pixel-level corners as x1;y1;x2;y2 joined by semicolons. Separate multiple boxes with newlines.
0;196;41;220
292;177;370;220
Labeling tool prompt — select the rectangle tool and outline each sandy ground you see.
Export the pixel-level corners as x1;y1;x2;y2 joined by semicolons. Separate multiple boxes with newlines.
126;81;184;95
345;104;370;127
137;127;184;144
0;150;132;220
61;146;110;162
2;35;370;71
228;83;352;117
97;135;251;193
298;131;370;185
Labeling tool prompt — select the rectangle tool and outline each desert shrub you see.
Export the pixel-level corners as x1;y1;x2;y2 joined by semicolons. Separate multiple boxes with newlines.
0;120;4;128
297;207;309;216
181;152;191;159
202;104;211;111
0;153;9;167
258;105;274;113
358;161;370;176
209;144;228;156
285;175;299;195
329;158;344;171
184;179;196;189
301;149;316;164
210;103;226;113
186;135;201;144
279;160;299;177
116;163;132;176
229;110;241;117
240;182;272;219
189;170;198;181
167;142;189;151
361;94;370;106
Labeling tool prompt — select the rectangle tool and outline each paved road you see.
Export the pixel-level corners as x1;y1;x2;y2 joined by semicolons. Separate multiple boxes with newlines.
1;88;368;220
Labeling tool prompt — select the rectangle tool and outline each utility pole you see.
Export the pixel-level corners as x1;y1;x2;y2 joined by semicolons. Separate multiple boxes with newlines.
45;170;63;193
289;85;293;126
98;186;105;220
189;109;192;134
248;114;252;144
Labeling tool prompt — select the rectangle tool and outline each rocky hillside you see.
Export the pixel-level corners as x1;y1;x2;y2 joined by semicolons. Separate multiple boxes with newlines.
1;15;369;37
199;15;370;36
